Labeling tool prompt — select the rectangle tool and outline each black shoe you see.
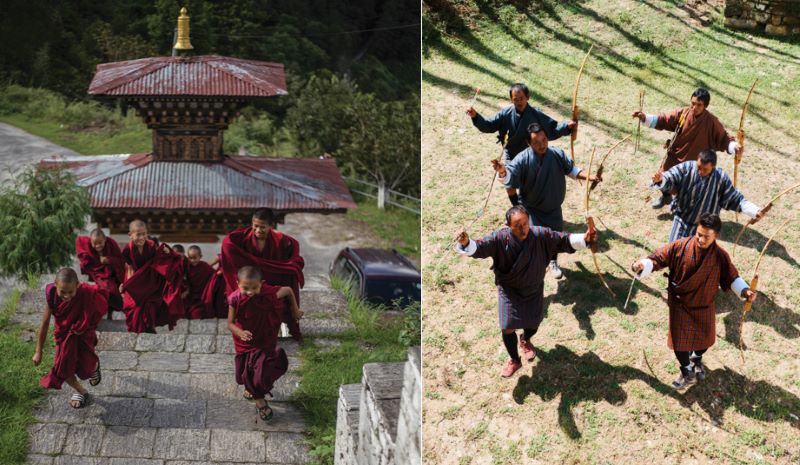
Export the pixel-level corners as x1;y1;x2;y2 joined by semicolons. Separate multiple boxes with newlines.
650;192;670;209
672;370;697;390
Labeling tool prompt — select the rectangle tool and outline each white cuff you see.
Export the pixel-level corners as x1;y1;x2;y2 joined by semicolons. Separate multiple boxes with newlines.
645;114;657;128
456;239;477;256
499;172;510;185
569;233;587;250
637;258;654;279
727;140;738;155
569;166;581;179
731;276;749;297
739;200;760;218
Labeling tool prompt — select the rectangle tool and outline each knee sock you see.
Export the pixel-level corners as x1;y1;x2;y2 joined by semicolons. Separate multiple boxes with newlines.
522;328;536;342
502;332;520;362
674;351;693;375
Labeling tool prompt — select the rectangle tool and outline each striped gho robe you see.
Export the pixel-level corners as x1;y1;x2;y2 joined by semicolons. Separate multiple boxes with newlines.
642;236;745;352
656;161;759;241
457;226;586;330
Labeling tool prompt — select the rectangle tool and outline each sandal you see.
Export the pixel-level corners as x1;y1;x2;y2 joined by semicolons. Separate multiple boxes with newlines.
243;391;254;401
70;392;88;409
89;364;102;386
256;403;273;421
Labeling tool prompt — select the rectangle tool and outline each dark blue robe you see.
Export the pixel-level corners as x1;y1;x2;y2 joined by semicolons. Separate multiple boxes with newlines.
471;104;570;161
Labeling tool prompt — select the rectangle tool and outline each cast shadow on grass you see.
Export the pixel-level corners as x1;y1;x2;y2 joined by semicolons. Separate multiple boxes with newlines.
512;344;673;439
716;289;800;347
723;219;800;270
512;345;800;440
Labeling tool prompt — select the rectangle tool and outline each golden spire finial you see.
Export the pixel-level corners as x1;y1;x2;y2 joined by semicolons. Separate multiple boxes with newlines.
174;6;194;53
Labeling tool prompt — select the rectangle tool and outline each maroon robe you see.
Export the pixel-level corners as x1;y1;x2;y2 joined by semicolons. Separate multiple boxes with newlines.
121;240;185;333
220;228;304;340
228;285;288;400
185;261;226;319
648;236;740;351
40;283;107;389
75;236;125;314
654;107;735;171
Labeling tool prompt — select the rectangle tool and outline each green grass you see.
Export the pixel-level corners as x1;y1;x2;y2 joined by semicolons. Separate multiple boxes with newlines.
292;276;411;465
346;198;421;261
0;287;53;465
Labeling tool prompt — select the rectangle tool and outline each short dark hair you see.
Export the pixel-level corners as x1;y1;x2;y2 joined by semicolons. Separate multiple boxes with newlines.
187;245;202;256
698;150;717;166
172;244;185;253
698;213;722;233
90;228;105;238
237;266;262;281
505;205;529;226
692;88;711;107
509;83;530;99
55;267;79;285
252;209;274;225
526;122;544;140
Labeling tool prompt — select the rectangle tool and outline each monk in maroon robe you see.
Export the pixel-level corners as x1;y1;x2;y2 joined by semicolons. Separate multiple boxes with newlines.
76;229;125;319
633;213;756;390
184;245;226;319
33;268;106;408
227;266;303;421
220;209;304;340
120;220;185;333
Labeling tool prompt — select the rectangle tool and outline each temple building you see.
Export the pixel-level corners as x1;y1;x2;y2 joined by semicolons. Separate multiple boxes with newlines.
41;8;355;241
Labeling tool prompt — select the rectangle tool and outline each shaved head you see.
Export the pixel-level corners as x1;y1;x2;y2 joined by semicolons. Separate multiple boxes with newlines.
237;266;262;282
252;209;274;224
55;268;79;285
90;228;105;238
129;220;147;232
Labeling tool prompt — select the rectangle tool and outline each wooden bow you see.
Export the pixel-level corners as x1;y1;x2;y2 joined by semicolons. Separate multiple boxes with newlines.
734;79;758;222
633;90;644;157
591;134;631;191
738;218;792;362
732;181;800;257
570;45;594;163
584;147;616;297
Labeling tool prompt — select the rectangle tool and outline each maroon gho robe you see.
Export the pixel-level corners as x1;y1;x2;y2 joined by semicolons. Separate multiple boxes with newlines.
40;283;107;389
228;285;288;400
185;261;226;319
75;236;125;314
220;228;304;340
121;240;185;333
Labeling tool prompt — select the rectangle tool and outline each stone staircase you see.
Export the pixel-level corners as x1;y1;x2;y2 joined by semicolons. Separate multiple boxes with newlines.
334;346;420;465
19;281;352;465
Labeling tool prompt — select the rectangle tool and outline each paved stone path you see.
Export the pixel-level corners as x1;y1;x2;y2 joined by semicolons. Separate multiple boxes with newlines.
0;122;80;185
18;216;355;465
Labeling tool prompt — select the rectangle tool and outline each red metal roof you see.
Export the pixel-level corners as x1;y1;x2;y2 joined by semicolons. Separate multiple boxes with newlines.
40;154;356;212
88;56;287;97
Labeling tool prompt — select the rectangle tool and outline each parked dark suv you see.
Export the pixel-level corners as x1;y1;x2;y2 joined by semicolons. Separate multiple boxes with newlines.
330;248;421;307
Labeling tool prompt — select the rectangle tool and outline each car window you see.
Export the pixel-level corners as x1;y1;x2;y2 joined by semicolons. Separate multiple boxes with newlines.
365;279;421;306
342;260;362;292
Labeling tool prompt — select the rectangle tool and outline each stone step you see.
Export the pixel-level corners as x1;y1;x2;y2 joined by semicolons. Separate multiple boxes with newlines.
27;425;310;464
96;333;300;356
94;350;300;375
34;395;305;433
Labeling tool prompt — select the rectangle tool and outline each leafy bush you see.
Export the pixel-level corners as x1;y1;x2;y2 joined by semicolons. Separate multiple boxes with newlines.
0;166;90;278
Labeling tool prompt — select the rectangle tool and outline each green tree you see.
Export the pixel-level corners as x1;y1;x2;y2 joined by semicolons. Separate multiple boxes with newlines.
0;167;91;278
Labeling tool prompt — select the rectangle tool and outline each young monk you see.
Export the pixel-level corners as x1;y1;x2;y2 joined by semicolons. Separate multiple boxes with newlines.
220;209;305;340
227;266;303;421
184;245;226;319
120;220;185;333
75;229;125;320
632;213;756;390
33;268;107;408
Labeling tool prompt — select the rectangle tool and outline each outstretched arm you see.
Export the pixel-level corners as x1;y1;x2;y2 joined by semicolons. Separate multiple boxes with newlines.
32;305;52;366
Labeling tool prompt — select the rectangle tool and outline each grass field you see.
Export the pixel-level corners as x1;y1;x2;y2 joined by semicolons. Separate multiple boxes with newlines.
422;1;800;464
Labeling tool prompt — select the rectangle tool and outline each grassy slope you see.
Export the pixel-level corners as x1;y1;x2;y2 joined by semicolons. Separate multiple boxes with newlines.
347;198;421;262
423;1;800;464
0;114;151;155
